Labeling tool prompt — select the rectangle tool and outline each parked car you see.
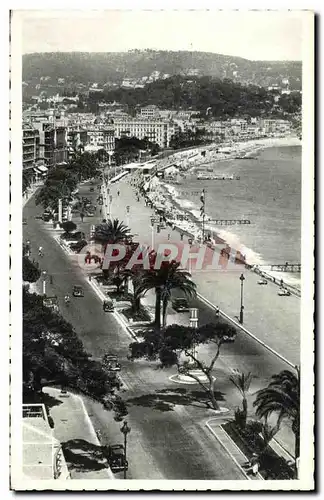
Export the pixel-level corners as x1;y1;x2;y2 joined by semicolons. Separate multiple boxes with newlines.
23;218;27;225
103;300;115;313
69;240;88;253
278;288;291;296
42;212;53;222
43;296;59;312
90;187;94;192
103;353;121;371
73;285;84;297
61;231;86;241
172;298;190;312
105;445;128;473
257;278;268;285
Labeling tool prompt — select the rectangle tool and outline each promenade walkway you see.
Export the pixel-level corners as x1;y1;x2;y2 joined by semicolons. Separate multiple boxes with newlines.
104;176;300;366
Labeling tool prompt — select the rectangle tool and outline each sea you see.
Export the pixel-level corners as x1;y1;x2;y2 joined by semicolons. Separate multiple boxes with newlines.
163;145;302;288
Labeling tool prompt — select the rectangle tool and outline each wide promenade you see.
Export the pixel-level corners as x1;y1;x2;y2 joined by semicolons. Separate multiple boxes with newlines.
106;176;300;368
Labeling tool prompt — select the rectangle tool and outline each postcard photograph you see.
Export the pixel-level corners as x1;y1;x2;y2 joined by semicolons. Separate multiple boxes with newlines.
9;7;314;491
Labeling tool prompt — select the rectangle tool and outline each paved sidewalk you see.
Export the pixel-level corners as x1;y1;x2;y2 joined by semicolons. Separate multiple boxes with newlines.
43;387;114;479
104;177;300;366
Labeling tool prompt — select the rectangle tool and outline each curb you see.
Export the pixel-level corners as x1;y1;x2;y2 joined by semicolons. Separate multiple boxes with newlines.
197;292;296;369
205;420;263;481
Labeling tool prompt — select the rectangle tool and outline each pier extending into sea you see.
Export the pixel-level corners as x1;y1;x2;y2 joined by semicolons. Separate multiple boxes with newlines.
258;263;301;273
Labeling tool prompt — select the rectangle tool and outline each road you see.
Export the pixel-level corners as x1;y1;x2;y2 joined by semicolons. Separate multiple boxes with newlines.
23;189;247;480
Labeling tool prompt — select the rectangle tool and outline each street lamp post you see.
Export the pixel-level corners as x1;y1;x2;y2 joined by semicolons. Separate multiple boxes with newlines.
239;273;245;324
42;271;47;296
126;205;130;228
120;421;131;479
188;238;193;275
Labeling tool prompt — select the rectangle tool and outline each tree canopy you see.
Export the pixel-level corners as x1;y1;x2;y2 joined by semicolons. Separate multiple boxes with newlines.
23;288;120;405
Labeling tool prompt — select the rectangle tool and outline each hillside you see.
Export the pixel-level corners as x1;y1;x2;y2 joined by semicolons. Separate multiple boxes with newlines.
22;50;302;90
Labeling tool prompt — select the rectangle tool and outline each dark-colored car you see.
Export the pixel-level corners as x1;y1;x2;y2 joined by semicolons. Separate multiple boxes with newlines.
69;240;88;253
90;187;94;192
103;353;121;371
103;300;114;313
61;231;86;241
43;296;59;312
42;212;52;222
172;298;190;312
105;445;128;473
73;285;84;297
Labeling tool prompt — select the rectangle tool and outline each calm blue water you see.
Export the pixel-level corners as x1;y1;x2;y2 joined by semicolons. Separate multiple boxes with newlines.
167;146;301;282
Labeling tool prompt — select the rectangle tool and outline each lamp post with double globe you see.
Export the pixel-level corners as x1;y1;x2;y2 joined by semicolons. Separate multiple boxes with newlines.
239;273;245;324
120;421;131;479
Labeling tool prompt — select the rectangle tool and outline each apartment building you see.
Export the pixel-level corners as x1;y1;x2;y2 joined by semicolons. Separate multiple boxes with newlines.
140;105;160;119
86;125;115;152
22;123;40;170
113;118;175;148
261;119;291;136
33;121;69;168
67;126;88;149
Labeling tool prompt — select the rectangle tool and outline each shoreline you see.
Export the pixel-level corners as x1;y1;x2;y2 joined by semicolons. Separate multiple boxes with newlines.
136;136;301;291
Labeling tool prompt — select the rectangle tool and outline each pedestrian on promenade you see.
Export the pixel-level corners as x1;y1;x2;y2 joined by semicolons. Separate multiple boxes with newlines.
49;275;53;285
280;278;284;287
168;233;171;240
80;212;84;222
117;190;120;197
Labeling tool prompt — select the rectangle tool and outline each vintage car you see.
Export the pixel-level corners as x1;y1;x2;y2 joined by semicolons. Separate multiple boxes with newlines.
90;187;94;192
103;299;114;312
73;285;84;297
105;445;128;473
103;353;121;372
278;288;291;297
23;218;27;225
172;298;190;312
257;278;268;285
43;296;59;312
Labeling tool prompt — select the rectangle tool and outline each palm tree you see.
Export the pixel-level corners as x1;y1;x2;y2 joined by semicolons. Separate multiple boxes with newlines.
119;268;144;313
260;420;280;455
230;370;253;428
253;369;300;465
137;260;196;329
93;218;131;251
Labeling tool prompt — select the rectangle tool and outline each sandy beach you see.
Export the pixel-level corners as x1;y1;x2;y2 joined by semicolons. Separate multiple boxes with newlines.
133;134;301;290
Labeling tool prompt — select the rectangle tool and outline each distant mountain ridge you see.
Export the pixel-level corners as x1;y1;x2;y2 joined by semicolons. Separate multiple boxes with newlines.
22;50;302;89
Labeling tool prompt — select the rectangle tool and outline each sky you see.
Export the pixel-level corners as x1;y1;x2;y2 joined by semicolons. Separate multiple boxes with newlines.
18;9;306;61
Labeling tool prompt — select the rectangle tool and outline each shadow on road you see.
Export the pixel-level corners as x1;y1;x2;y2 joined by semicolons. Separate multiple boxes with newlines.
41;392;64;409
126;387;225;412
62;439;107;472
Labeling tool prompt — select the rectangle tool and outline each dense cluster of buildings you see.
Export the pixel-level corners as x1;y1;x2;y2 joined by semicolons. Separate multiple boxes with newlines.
22;102;294;179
